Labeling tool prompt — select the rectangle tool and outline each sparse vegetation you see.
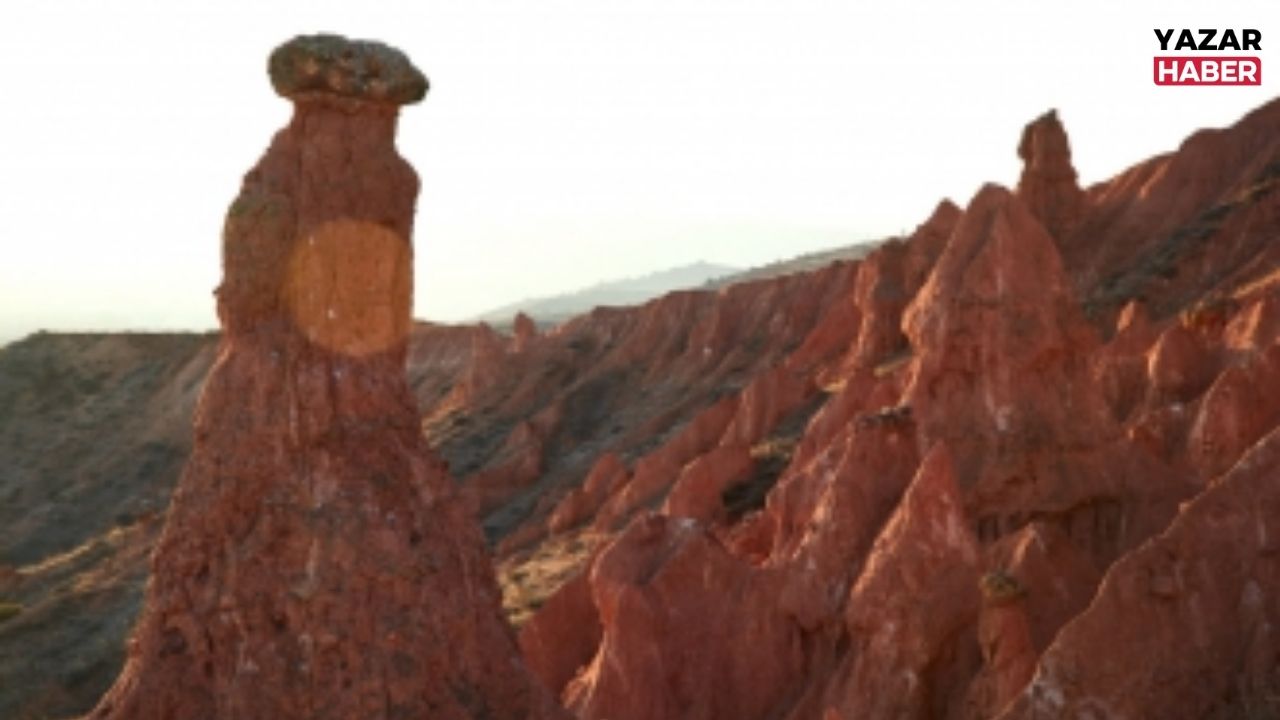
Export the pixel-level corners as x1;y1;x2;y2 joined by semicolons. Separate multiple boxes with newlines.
722;437;798;521
1086;158;1280;321
0;602;22;624
874;348;914;378
499;530;598;627
979;570;1026;605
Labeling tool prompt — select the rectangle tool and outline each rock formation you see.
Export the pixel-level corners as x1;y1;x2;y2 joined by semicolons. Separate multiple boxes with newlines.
5;92;1280;720
816;444;982;720
1015;109;1083;240
510;102;1279;720
999;427;1280;719
87;35;561;720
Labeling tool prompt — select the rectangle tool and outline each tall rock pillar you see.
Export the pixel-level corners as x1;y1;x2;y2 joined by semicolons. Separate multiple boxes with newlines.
89;34;563;720
1015;109;1084;240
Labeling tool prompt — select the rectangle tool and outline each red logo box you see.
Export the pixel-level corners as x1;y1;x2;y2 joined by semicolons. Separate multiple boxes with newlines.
1154;56;1262;85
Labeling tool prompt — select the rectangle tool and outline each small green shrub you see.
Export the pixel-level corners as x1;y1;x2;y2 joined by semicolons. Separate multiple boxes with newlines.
0;602;22;624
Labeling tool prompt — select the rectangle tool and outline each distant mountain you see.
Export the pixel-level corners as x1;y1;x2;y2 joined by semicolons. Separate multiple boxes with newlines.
472;261;738;326
703;240;881;289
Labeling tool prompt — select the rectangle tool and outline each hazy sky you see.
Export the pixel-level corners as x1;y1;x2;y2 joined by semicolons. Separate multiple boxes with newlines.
0;0;1275;343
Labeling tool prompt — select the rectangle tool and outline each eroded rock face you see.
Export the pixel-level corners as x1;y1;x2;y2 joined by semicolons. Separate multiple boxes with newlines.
903;185;1111;499
999;427;1280;720
564;515;802;720
848;240;911;369
816;444;982;720
88;35;561;720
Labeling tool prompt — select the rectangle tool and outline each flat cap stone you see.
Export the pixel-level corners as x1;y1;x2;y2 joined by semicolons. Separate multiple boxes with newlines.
269;34;428;105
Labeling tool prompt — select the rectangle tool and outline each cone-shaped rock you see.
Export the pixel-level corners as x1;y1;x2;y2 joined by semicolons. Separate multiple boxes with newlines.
88;34;563;720
818;443;982;719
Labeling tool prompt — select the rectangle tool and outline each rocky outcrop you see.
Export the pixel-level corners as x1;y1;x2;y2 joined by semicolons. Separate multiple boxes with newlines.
593;396;739;531
564;515;802;720
661;445;754;523
815;444;982;720
999;427;1280;720
903;185;1112;500
972;574;1037;717
547;453;627;534
848;240;911;369
518;571;601;699
1072;99;1280;318
1015;109;1083;241
513;312;538;353
1147;321;1217;404
87;35;561;720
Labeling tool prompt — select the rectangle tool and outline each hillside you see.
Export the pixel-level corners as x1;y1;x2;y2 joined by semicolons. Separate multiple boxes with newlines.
471;260;737;326
704;240;880;288
0;97;1278;718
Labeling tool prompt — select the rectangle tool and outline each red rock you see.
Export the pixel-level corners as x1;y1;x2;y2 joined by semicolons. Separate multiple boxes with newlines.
970;572;1037;717
848;240;910;369
814;444;982;720
565;514;802;720
1094;300;1159;422
1067;99;1280;316
513;312;538;353
87;35;562;720
988;522;1099;655
594;396;738;531
788;263;863;381
1015;110;1084;241
1147;321;1218;404
903;184;1112;499
997;426;1280;720
662;445;754;523
1225;291;1280;352
903;199;963;294
463;418;545;516
548;453;628;534
1188;346;1280;479
768;403;921;629
718;365;814;448
459;322;510;402
900;181;1193;587
518;570;601;699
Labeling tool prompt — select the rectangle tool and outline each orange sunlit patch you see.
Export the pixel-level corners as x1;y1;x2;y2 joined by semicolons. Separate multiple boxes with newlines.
284;219;411;356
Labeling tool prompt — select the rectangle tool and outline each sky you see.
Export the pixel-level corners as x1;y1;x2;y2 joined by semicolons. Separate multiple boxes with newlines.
0;0;1275;343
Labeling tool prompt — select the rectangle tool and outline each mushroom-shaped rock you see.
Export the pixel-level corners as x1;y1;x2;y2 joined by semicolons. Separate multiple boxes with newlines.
88;35;563;720
269;34;428;105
